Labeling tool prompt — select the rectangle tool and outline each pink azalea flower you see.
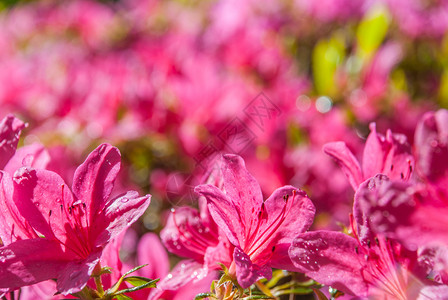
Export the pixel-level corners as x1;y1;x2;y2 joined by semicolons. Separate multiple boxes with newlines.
324;122;414;190
0;143;151;294
289;175;448;298
195;154;315;288
357;110;448;283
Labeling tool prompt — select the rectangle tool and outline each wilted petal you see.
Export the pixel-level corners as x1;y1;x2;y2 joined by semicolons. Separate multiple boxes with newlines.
0;239;69;290
93;191;150;246
234;247;272;289
0;115;26;169
72;144;121;221
323;141;363;190
289;231;368;296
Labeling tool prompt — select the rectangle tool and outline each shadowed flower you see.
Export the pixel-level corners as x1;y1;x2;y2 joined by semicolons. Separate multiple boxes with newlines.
289;175;448;298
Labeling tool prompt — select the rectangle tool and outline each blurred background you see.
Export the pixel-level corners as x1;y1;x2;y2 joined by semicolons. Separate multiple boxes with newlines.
1;0;448;297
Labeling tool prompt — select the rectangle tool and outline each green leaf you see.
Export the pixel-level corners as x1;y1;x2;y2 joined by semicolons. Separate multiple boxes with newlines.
275;287;313;296
312;34;345;97
123;276;155;287
113;279;160;296
195;293;215;300
105;264;150;295
115;294;133;300
242;295;275;300
356;4;389;61
265;270;286;289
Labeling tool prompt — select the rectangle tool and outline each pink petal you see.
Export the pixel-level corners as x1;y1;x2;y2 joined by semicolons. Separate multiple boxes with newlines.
203;240;234;271
158;260;208;291
355;175;448;249
4;144;50;176
160;207;212;262
0;171;38;245
323;142;363;190
19;280;63;300
93;191;151;246
57;250;102;294
234;247;272;289
362;123;413;181
263;186;315;246
220;154;264;239
138;233;170;280
289;231;368;296
72;144;121;221
194;184;243;247
353;174;395;245
0;238;69;290
12;167;84;252
0;115;26;169
417;285;448;299
415;110;448;183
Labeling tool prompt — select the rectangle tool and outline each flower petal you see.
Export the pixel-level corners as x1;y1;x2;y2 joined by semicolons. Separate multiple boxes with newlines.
289;231;368;296
234;247;272;289
0;238;69;290
415;109;448;183
220;154;264;240
323;141;363;190
160;207;216;262
57;249;102;294
4;144;50;176
0;115;26;169
0;171;38;245
138;233;170;280
12;167;84;252
93;191;151;246
245;186;315;264
362;123;413;181
194;184;243;247
72;144;121;221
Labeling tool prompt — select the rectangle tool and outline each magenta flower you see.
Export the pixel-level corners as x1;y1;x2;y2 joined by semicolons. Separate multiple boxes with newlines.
357;110;448;283
0;143;151;294
195;154;315;288
289;175;448;298
324;122;414;190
